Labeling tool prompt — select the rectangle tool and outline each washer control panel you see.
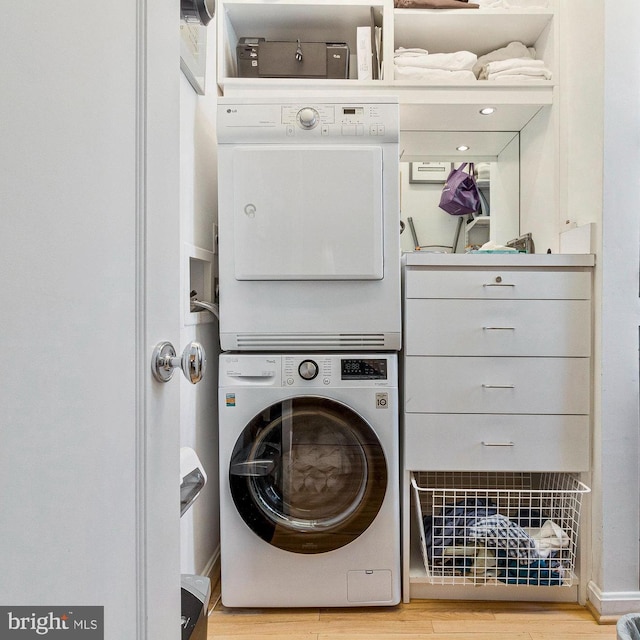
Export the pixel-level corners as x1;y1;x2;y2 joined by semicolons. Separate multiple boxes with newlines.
298;359;319;380
220;354;396;388
282;355;393;387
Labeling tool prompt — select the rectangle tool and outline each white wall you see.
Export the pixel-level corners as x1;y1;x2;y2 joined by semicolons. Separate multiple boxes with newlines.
520;106;557;253
561;0;640;617
588;0;640;616
179;27;221;576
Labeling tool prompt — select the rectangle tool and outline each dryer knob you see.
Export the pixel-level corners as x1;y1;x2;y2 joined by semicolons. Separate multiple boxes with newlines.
298;359;319;380
297;107;319;130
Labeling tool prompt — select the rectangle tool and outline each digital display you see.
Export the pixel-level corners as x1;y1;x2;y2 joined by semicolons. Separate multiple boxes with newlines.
341;359;387;380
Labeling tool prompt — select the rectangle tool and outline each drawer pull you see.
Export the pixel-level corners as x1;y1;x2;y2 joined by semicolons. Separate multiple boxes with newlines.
482;326;515;331
482;384;515;389
481;441;515;447
483;283;516;287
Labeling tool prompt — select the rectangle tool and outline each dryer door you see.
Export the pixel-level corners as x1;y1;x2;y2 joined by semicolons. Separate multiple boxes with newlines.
229;396;387;554
232;145;383;280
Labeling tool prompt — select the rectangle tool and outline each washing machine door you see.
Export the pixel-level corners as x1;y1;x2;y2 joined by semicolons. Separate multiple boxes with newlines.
229;396;387;554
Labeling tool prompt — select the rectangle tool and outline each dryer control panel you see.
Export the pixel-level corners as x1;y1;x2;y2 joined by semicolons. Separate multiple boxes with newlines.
217;98;398;144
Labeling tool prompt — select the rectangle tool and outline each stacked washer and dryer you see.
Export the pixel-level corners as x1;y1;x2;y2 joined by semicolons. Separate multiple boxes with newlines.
217;96;402;607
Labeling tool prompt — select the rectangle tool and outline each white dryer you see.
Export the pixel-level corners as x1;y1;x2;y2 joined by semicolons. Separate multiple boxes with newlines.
217;96;401;351
218;353;400;607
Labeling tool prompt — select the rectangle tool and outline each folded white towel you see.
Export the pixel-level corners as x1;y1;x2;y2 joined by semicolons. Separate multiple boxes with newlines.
478;59;550;80
393;47;429;57
472;41;534;77
485;57;546;73
486;74;552;82
488;67;552;81
394;67;477;81
394;49;477;71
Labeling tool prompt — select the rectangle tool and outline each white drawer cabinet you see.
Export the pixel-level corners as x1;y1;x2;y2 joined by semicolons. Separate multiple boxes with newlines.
404;356;590;415
405;268;591;300
405;299;591;356
401;253;594;604
403;413;590;472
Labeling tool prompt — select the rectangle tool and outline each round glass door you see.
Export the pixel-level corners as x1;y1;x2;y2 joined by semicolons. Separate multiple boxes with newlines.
229;396;388;554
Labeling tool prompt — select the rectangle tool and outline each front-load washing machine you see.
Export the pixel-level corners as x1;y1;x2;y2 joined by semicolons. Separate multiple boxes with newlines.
218;353;400;607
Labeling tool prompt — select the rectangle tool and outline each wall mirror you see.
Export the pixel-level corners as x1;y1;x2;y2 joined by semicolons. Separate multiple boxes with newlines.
180;20;208;94
399;130;521;254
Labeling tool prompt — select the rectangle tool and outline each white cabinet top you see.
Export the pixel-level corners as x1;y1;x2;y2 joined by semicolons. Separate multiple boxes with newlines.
402;252;595;268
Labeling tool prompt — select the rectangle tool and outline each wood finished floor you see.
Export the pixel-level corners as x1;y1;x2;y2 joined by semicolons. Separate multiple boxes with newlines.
206;574;617;639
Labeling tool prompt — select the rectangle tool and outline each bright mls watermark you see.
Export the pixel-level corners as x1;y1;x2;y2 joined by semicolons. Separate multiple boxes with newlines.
0;607;103;638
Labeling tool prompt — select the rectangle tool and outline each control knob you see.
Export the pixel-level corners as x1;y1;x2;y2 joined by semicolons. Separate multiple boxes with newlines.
298;359;319;380
297;107;319;130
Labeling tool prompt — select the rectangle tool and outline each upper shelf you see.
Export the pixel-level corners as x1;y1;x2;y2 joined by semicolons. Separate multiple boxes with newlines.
393;8;554;56
220;1;380;48
216;0;557;131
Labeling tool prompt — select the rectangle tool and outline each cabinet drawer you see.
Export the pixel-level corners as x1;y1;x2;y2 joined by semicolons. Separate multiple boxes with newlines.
404;356;590;415
404;299;591;357
405;269;591;300
403;414;590;471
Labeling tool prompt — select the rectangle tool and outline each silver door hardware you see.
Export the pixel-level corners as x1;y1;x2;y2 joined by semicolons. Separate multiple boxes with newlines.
152;341;207;384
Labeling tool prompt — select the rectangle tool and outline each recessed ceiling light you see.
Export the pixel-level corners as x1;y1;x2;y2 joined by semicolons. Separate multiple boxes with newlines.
456;145;470;152
479;107;496;115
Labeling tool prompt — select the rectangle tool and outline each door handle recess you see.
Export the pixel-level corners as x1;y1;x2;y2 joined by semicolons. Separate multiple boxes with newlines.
152;341;207;384
481;384;515;389
481;441;515;447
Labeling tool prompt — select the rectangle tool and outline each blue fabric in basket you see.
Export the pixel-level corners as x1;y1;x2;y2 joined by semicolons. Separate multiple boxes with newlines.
495;550;564;586
423;497;498;567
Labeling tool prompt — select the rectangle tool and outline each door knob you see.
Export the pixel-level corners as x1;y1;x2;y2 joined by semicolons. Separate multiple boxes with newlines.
152;341;207;384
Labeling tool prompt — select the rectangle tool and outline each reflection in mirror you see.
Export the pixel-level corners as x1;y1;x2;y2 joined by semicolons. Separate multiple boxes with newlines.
400;161;492;254
399;131;520;253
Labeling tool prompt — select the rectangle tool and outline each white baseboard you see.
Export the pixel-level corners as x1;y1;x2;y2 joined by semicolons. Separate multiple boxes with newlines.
202;545;220;580
587;580;640;622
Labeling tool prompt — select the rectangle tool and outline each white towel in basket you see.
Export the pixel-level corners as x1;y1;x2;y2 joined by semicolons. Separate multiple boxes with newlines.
527;520;570;558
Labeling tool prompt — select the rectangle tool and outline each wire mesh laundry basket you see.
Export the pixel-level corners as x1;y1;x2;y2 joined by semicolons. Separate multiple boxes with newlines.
411;471;590;587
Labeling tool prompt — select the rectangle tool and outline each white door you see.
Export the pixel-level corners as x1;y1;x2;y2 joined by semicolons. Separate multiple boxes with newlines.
0;3;181;639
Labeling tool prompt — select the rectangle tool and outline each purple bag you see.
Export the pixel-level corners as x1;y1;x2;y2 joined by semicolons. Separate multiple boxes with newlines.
439;162;480;216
